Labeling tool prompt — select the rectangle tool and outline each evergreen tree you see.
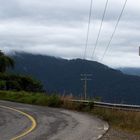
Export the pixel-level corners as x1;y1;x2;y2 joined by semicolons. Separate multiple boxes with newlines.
0;50;14;73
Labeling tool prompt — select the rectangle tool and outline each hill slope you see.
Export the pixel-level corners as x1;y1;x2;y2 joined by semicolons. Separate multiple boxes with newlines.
9;52;140;105
119;67;140;76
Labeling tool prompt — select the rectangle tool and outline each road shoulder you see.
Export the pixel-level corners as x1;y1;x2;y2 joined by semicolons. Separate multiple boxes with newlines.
100;127;140;140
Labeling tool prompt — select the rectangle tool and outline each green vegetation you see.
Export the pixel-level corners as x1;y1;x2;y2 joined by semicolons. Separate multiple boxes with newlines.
0;50;14;73
0;91;61;107
0;73;43;92
0;51;43;92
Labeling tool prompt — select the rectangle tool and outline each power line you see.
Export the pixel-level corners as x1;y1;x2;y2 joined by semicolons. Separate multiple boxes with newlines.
83;0;93;59
101;0;128;61
91;0;109;59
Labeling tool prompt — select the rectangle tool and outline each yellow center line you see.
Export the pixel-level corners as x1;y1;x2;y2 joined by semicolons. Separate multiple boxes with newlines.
0;105;37;140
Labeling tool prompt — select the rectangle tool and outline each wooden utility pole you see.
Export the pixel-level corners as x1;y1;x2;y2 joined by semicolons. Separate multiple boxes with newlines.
81;74;92;100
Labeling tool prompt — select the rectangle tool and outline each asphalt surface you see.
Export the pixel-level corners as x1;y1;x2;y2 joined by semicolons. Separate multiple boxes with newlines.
0;100;109;140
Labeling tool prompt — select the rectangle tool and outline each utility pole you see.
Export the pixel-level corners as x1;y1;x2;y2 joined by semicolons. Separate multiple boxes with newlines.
81;74;92;100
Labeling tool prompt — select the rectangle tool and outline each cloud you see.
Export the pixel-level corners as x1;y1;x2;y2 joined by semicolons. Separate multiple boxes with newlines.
0;0;140;67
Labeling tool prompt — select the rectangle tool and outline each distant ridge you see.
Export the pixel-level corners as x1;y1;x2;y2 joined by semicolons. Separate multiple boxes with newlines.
9;52;140;105
119;67;140;76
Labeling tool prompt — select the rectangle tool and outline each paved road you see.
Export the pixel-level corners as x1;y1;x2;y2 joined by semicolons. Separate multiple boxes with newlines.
0;100;108;140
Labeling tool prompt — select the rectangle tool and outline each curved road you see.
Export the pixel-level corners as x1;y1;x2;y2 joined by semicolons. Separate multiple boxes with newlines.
0;100;108;140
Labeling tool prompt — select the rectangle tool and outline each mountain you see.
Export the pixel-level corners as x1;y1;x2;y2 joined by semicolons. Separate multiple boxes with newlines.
9;52;140;105
119;67;140;76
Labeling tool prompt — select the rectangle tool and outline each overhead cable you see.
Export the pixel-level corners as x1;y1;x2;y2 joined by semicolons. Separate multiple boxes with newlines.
91;0;109;59
83;0;94;59
101;0;128;61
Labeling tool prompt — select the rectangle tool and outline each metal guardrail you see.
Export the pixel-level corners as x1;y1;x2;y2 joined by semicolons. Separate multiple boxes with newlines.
69;99;140;112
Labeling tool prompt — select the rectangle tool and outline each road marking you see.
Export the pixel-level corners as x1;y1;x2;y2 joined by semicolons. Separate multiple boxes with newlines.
97;135;102;139
0;105;37;140
104;124;109;131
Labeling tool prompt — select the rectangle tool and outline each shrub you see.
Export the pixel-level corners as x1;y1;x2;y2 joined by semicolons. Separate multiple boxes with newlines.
0;80;6;90
47;95;62;107
0;91;61;107
0;73;43;92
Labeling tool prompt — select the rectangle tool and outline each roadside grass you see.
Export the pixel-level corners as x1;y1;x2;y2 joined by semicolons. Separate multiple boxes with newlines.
61;98;140;135
0;91;140;135
92;107;140;135
0;90;62;107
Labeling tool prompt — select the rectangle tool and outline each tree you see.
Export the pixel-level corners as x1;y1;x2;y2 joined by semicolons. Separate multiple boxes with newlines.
19;76;43;92
0;50;15;73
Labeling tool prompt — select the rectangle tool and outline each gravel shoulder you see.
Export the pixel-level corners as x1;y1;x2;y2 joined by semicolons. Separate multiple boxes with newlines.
100;127;140;140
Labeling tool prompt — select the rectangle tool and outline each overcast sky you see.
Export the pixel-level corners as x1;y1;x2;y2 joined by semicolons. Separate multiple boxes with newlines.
0;0;140;67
